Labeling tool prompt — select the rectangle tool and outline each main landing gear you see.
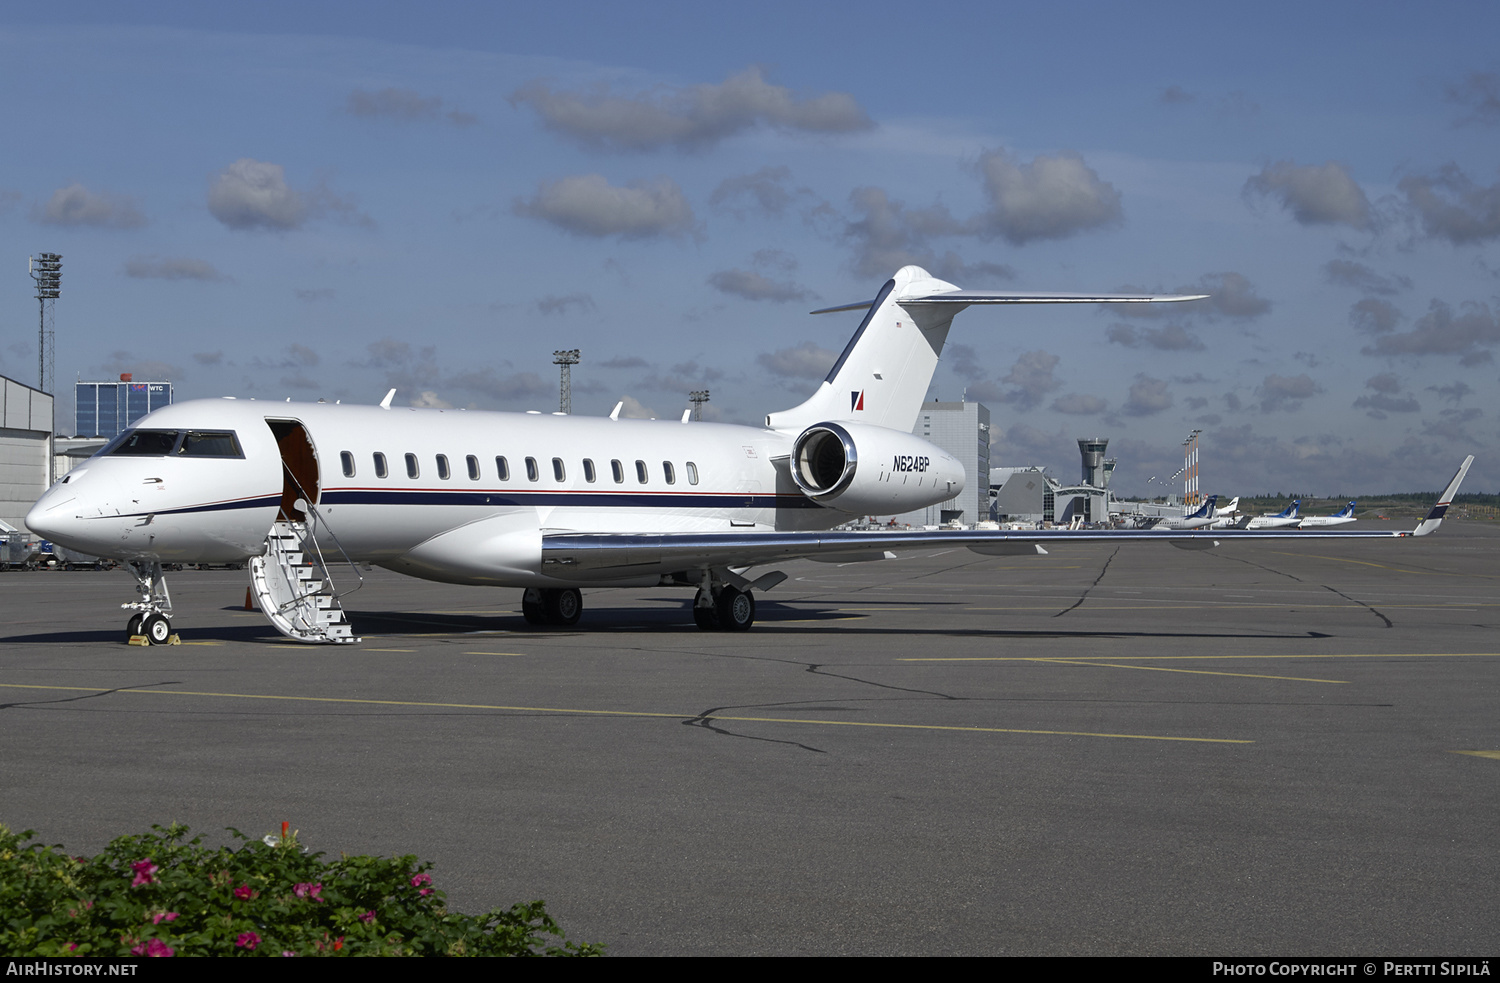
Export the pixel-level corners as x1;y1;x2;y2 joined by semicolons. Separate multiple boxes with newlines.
693;585;756;632
522;587;583;627
123;560;177;645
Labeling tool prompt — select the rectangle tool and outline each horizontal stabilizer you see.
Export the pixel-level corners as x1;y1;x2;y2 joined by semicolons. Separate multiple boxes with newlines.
812;290;1207;314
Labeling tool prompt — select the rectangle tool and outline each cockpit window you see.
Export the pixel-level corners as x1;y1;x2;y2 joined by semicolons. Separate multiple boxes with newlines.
102;429;181;456
177;431;243;458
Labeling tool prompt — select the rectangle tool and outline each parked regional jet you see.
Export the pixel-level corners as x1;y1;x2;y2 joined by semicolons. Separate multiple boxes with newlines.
25;266;1474;645
1246;500;1302;529
1298;501;1357;528
1147;496;1220;530
1206;496;1241;529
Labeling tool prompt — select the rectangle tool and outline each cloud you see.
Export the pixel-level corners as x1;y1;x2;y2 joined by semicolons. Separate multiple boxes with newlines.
208;159;305;230
1360;299;1499;361
510;66;873;153
1322;259;1410;295
710;166;798;217
1446;71;1500;126
972;148;1123;245
1122;374;1172;416
1243;160;1372;229
976;350;1062;410
1397;164;1500;245
1353;373;1419;417
1421;407;1484;443
34;183;146;229
708;249;813;303
600;355;649;369
513;174;697;240
96;351;181;381
537;293;596;316
123;255;230;282
640;359;724;394
1427;381;1474;404
193;351;223;365
1349;298;1401;335
1105;322;1204;351
1051;393;1108;414
1258;373;1321;412
410;391;454;408
252;344;320;371
445;368;553;402
757;341;839;381
345;87;476;126
709;268;812;303
616;395;659;419
208;158;370;231
1159;85;1195;105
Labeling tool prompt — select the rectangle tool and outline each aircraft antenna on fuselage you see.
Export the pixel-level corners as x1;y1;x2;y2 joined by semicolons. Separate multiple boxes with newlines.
380;389;396;410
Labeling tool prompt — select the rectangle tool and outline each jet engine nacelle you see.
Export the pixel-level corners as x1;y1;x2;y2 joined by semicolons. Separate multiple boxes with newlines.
789;421;965;514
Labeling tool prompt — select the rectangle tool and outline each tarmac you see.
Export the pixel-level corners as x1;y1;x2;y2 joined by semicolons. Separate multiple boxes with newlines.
1;521;1497;956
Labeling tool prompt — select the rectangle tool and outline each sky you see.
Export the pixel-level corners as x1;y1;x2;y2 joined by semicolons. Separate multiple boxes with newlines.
1;0;1497;498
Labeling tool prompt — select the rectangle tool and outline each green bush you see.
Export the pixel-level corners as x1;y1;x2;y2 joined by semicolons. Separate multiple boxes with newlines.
0;822;602;957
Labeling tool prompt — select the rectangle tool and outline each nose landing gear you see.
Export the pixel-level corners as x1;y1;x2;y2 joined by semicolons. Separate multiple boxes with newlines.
123;560;178;645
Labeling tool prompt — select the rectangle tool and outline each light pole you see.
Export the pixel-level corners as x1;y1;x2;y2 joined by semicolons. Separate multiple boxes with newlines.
688;389;710;421
553;349;580;414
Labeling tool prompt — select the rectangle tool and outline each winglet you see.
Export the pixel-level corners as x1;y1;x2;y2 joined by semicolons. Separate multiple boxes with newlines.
379;388;396;409
1413;455;1475;536
609;401;623;421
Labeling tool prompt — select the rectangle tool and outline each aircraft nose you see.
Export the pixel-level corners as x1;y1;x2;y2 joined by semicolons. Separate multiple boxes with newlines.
25;489;78;542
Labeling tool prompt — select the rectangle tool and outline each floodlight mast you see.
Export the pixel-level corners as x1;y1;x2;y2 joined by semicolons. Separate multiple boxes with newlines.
689;389;710;421
553;349;580;414
29;253;61;396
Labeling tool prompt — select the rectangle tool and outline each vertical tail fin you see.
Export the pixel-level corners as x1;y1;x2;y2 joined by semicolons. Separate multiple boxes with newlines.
1413;456;1474;536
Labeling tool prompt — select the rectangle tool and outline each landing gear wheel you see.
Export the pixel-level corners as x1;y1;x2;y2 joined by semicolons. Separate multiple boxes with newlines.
521;588;546;625
715;587;755;632
126;614;144;638
543;588;582;626
692;600;720;630
142;614;171;645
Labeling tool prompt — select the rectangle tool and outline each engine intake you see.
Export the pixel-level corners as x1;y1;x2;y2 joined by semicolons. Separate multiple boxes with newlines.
790;421;964;514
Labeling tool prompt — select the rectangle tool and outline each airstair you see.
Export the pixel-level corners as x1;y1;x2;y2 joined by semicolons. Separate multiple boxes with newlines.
248;520;360;644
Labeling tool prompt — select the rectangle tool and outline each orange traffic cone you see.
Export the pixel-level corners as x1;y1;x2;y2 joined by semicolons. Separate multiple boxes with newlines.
244;587;253;610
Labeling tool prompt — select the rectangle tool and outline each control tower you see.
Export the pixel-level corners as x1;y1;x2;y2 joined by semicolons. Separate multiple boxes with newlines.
1078;438;1108;488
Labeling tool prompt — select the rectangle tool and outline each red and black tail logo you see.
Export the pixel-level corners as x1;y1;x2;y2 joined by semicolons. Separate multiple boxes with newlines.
850;390;865;412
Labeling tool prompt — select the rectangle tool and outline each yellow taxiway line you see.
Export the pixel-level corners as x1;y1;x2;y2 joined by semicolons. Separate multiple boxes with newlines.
0;682;1250;744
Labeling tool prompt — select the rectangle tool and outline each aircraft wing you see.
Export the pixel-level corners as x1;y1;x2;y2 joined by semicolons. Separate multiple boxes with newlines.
542;456;1473;580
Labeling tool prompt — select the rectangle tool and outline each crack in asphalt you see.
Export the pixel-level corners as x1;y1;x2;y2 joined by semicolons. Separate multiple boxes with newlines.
1053;547;1120;618
1213;553;1393;629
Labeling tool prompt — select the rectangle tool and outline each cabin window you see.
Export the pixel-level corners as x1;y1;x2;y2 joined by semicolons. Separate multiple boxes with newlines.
340;451;355;477
466;455;479;480
662;461;675;485
552;457;565;481
635;460;648;484
687;462;699;485
496;456;509;481
405;453;419;479
374;452;388;479
611;459;624;483
583;459;596;483
177;431;243;458
436;454;450;480
525;457;539;481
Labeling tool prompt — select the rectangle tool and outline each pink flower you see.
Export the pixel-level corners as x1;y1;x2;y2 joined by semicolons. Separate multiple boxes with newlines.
236;932;260;951
410;873;431;888
233;884;254;900
358;910;376;924
130;939;174;957
293;882;323;901
150;911;178;925
130;860;158;887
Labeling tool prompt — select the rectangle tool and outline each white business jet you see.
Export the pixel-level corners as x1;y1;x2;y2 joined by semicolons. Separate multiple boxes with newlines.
1298;501;1357;528
26;266;1474;645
